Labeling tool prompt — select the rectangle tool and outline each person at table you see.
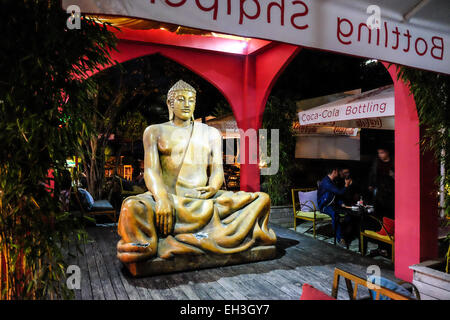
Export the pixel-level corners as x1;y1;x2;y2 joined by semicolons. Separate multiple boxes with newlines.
336;167;364;244
367;146;395;258
318;167;353;247
368;146;395;220
336;167;360;207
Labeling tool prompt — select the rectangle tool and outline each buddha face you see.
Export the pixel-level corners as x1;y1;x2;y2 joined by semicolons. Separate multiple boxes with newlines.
169;90;196;121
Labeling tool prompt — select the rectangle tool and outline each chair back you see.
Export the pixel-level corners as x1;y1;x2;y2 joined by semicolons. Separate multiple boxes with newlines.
291;188;316;215
331;268;416;300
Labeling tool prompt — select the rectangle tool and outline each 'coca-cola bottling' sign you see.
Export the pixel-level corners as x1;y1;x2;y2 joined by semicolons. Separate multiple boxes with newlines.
298;98;394;125
63;0;449;75
298;85;395;126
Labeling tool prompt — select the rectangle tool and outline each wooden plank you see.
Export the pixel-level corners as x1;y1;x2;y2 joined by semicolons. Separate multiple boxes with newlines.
214;276;248;300
90;233;118;300
99;226;197;300
213;265;256;300
159;273;191;300
418;292;438;300
255;271;298;299
274;253;349;300
83;240;106;300
139;274;179;300
76;240;93;300
226;262;292;300
241;271;288;300
413;271;450;290
168;272;201;300
214;262;288;300
96;229;141;300
286;240;394;280
178;270;216;300
90;228;129;300
413;280;450;300
65;242;82;300
215;264;269;300
128;279;153;300
196;268;234;300
246;261;299;299
79;224;398;301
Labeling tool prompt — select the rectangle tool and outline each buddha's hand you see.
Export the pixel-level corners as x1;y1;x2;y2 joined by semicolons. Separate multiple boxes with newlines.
194;186;218;199
155;198;174;236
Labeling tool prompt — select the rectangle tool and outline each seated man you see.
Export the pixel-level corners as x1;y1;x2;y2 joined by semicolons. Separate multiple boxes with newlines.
317;167;352;247
336;167;360;207
336;167;363;245
117;80;276;264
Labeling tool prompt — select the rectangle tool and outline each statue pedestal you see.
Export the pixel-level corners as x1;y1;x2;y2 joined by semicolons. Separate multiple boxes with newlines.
122;245;277;277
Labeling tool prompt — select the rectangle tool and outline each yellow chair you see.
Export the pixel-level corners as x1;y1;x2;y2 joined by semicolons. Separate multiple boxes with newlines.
360;215;395;263
292;188;332;239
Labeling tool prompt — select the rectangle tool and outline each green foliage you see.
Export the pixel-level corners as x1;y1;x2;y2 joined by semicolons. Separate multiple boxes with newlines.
117;111;149;142
397;66;450;272
261;97;298;205
0;1;117;299
212;100;233;118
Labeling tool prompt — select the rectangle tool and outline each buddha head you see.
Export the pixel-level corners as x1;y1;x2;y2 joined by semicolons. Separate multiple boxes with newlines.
167;80;196;122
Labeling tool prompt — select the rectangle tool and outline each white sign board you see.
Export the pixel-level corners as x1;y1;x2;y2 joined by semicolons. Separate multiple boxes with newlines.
298;85;395;126
298;97;394;126
63;0;449;74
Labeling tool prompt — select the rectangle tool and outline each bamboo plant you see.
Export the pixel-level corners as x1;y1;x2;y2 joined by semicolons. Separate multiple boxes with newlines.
0;1;117;299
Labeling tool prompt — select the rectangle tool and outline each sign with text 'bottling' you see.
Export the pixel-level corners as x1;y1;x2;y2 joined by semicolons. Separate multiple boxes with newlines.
63;0;449;74
298;85;395;126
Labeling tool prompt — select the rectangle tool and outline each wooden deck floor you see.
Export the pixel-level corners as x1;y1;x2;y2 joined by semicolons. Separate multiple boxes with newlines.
69;224;395;300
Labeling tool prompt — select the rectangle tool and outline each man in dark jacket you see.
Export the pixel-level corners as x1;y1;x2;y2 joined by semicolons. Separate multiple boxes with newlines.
368;146;395;220
336;167;360;206
366;146;395;258
318;167;353;246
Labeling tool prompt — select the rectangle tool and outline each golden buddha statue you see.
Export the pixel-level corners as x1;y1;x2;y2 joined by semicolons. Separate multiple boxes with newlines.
117;80;276;266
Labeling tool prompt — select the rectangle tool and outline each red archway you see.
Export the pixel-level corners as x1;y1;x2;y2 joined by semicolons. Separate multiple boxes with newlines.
92;27;437;281
97;31;300;192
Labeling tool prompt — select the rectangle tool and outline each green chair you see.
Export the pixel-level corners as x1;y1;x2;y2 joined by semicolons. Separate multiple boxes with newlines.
292;188;333;240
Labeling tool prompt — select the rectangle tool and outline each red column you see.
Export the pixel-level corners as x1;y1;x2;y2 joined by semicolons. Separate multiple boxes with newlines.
237;44;300;191
238;55;260;192
384;63;438;281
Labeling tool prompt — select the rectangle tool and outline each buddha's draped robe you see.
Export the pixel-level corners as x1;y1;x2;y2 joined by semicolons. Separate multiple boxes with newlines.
117;123;276;263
